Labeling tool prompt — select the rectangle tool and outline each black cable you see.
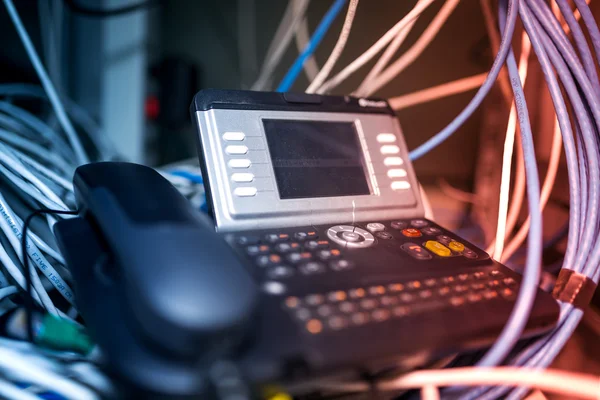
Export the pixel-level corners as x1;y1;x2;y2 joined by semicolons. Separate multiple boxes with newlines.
21;208;78;343
63;0;159;17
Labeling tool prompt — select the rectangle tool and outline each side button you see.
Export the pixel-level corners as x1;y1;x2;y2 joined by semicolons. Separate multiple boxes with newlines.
234;187;257;197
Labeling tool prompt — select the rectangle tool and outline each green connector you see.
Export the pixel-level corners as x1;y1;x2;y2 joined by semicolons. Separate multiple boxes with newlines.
37;313;94;355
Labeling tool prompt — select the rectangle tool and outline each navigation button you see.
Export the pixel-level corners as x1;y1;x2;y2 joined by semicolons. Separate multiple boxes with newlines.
377;133;397;143
234;187;257;197
222;131;245;141
231;173;254;182
380;145;400;154
341;231;361;242
225;145;248;155
384;157;403;166
228;159;251;168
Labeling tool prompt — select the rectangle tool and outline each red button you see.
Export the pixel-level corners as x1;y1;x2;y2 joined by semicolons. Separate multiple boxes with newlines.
402;228;422;237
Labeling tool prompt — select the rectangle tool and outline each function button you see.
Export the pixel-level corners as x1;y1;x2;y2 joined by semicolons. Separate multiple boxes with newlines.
436;235;453;245
328;316;349;330
424;241;452;257
380;295;398;306
231;173;254;183
399;293;414;303
305;240;329;250
265;233;290;243
262;281;286;295
305;319;323;334
411;219;429;228
316;249;341;260
463;248;478;259
380;145;400;154
467;293;482;303
266;265;295;279
288;252;313;264
351;312;370;325
284;296;300;309
408;281;422;289
392;306;410;317
390;221;407;230
299;261;326;275
384;157;403;166
375;231;393;240
256;254;282;267
295;308;311;321
503;277;516;286
360;298;378;310
366;222;385;232
305;294;325;306
225;145;248;155
341;231;361;242
376;133;397;143
328;291;347;302
247;244;270;255
388;283;405;292
387;169;407;178
402;228;422;238
236;235;260;246
275;243;293;253
422;226;442;235
339;301;356;313
438;287;451;296
391;181;411;190
448;241;465;253
234;187;257;197
222;131;245;141
371;309;391;322
228;159;251;169
349;288;366;299
424;278;437;287
317;305;334;317
401;242;432;260
450;296;465;306
368;286;386;296
330;259;354;271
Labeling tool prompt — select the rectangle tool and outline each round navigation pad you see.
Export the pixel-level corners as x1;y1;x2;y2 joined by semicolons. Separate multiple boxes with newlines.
327;225;375;248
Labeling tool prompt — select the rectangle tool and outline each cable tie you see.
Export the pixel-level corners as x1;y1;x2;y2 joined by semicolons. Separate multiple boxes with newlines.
552;269;597;309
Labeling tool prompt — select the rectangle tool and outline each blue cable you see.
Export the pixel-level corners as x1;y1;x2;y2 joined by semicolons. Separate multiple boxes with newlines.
276;0;347;92
407;0;519;161
168;170;204;185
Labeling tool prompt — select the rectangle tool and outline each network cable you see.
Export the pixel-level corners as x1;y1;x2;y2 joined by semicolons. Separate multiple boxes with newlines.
277;0;347;92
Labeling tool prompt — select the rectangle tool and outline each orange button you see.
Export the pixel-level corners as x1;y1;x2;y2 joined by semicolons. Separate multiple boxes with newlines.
402;228;422;237
331;249;341;256
269;254;282;263
306;319;323;334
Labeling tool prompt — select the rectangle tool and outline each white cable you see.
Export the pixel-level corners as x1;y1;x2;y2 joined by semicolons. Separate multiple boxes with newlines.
3;0;89;165
316;0;436;94
359;0;461;97
0;286;18;302
11;148;73;192
306;0;360;93
0;193;75;305
388;73;488;110
502;120;564;260
0;163;66;211
491;32;532;261
353;0;426;96
252;0;311;91
0;378;40;400
8;207;66;264
295;11;320;82
0;346;99;400
319;368;600;399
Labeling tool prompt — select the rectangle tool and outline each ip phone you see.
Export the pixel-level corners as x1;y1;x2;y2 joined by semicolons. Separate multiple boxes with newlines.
54;90;559;398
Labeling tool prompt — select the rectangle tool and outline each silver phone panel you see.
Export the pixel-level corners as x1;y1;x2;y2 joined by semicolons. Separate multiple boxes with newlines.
194;109;424;231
